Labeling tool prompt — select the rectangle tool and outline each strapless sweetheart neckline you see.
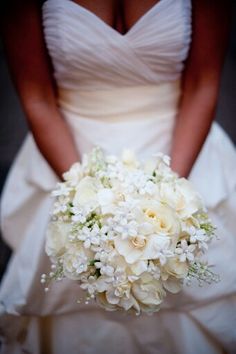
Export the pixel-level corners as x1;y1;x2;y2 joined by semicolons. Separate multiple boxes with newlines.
58;0;166;37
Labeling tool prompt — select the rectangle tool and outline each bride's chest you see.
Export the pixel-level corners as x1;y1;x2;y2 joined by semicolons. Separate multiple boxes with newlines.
69;0;164;36
42;0;192;87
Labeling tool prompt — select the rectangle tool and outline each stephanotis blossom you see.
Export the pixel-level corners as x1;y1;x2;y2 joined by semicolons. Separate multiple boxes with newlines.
43;147;218;315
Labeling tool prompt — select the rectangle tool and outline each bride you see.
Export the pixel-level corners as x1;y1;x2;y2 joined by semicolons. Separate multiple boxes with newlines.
0;0;236;353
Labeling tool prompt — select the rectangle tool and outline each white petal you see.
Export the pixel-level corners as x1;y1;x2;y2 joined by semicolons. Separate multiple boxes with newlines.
130;261;148;275
106;290;120;305
114;238;143;264
163;278;182;294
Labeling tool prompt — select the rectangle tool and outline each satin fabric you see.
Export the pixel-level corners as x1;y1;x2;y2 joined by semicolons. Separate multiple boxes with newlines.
0;0;236;353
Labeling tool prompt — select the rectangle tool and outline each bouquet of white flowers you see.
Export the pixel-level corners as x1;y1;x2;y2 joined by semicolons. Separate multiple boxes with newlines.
42;148;219;314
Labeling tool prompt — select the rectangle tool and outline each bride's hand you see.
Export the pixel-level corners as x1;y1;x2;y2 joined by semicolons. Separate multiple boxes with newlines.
1;0;80;179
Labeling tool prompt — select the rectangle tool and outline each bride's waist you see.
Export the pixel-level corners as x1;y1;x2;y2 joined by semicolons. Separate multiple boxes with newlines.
58;81;181;122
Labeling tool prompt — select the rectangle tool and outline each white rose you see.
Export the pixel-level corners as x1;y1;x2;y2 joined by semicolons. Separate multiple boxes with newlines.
160;178;203;219
73;176;99;207
162;277;182;294
141;235;171;260
141;200;181;238
46;221;71;258
63;244;93;280
95;292;118;311
95;279;139;311
106;282;130;305
114;202;180;264
96;289;139;312
164;257;189;279
115;233;171;264
132;273;166;307
114;234;148;264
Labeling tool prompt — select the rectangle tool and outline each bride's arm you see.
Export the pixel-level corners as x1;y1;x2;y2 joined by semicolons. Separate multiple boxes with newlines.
170;0;231;178
1;0;80;179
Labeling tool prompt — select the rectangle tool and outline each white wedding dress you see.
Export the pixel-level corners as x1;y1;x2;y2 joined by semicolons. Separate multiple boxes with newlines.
0;0;236;353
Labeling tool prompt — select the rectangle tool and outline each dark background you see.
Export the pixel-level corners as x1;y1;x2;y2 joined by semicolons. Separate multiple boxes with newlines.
0;3;236;279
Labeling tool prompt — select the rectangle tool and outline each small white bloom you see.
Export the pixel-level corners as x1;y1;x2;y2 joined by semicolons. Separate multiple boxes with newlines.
80;276;97;295
63;162;83;186
63;245;92;279
52;183;72;197
96;262;115;277
147;261;161;280
77;225;100;249
175;240;196;262
189;228;208;250
152;152;171;166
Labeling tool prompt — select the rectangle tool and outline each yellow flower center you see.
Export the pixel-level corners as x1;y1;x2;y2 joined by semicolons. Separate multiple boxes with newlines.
160;220;167;228
131;236;146;249
145;209;157;219
145;208;169;230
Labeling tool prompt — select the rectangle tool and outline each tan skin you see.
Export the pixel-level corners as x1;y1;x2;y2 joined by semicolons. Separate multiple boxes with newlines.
1;0;231;179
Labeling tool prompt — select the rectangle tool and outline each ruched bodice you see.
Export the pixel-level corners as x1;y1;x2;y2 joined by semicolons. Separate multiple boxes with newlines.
40;0;192;163
42;0;192;90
